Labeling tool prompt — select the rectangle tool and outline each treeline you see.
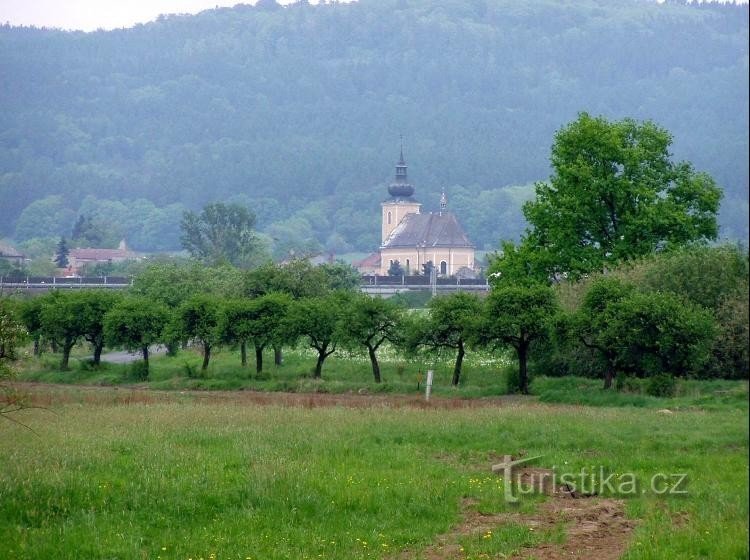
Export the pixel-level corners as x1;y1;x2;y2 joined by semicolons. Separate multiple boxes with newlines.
1;244;747;395
1;0;747;254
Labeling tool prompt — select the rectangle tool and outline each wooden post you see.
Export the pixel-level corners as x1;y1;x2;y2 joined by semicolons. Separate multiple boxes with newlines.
425;369;434;401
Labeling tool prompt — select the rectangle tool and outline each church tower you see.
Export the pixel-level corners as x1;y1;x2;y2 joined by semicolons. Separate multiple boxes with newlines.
381;142;421;244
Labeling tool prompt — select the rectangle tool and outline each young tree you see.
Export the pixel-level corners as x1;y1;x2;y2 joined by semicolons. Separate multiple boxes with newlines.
571;277;635;389
522;113;722;279
180;202;259;267
220;293;292;373
172;295;223;370
406;292;482;386
104;297;168;377
78;290;122;366
285;293;348;378
478;285;559;394
18;297;44;356
341;294;403;383
1;298;28;419
388;260;404;277
54;237;70;269
39;291;88;370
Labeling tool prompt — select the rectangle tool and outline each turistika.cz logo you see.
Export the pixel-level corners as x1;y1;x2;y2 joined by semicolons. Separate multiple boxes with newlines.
494;456;689;503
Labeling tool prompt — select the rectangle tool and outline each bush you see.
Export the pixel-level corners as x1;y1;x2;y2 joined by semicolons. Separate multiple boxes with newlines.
129;360;149;381
646;374;676;398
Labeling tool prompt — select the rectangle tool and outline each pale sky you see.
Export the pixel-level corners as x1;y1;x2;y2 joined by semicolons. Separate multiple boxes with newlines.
0;1;329;32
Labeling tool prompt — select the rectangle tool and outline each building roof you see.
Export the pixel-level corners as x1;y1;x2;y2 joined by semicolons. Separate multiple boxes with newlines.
69;247;136;261
0;240;23;258
354;252;382;268
381;212;474;249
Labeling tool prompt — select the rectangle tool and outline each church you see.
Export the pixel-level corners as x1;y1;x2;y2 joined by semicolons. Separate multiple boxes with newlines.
356;147;475;277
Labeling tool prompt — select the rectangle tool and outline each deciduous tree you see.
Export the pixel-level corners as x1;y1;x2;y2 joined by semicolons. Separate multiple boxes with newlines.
104;297;168;377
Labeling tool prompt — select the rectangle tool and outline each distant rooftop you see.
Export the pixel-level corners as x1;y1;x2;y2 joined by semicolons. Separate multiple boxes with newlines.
381;212;474;249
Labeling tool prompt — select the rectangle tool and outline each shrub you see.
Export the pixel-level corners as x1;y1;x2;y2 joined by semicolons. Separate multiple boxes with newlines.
646;374;677;398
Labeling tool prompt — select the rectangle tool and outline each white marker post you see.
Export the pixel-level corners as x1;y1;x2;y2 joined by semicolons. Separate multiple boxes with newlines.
425;370;434;402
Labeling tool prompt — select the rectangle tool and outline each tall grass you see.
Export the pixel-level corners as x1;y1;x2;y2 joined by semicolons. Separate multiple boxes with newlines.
0;394;746;559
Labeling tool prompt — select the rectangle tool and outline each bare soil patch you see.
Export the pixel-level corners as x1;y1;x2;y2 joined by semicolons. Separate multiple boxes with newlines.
396;465;636;560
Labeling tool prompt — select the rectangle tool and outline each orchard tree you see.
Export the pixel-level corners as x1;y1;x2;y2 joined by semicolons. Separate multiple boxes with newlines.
180;202;259;267
406;292;482;386
0;298;28;419
104;297;168;377
341;294;402;383
286;293;349;378
39;291;88;370
78;290;122;366
571;277;635;389
478;285;559;394
18;297;44;356
172;295;223;370
521;113;722;279
220;293;292;373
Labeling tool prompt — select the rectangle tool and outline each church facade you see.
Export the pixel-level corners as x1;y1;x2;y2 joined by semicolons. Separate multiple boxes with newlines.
357;148;475;277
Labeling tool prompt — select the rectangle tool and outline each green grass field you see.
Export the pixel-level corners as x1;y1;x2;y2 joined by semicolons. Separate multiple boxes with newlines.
0;387;747;559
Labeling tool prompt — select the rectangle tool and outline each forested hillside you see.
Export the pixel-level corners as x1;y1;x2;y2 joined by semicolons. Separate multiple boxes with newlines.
0;0;747;255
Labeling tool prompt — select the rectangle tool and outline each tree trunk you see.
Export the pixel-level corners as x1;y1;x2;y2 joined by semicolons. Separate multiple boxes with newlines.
603;366;614;390
314;351;325;378
255;343;263;374
92;341;104;366
33;337;40;357
240;341;247;367
61;338;74;371
368;346;381;383
142;346;150;374
274;346;283;366
51;339;58;353
518;341;530;395
452;339;465;386
202;343;211;370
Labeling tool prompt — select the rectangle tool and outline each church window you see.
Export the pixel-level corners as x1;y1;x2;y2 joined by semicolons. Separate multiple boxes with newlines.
440;261;447;275
387;211;392;224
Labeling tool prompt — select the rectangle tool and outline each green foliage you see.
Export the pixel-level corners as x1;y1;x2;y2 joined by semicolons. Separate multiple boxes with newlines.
39;291;89;370
13;196;75;242
172;295;223;370
285;292;350;378
407;292;482;386
339;293;403;383
0;298;26;362
1;1;747;252
180;202;263;267
646;373;677;398
128;360;150;382
479;285;559;394
387;260;405;276
54;237;69;268
522;113;722;279
104;296;169;376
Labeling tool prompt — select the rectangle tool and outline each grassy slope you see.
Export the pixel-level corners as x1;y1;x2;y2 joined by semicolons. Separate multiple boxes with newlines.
0;394;747;560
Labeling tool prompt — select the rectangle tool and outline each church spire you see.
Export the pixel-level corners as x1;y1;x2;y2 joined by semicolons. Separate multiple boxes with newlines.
388;137;415;199
440;190;447;212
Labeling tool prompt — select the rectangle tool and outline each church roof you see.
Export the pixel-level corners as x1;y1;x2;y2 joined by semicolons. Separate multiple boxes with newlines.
381;212;474;249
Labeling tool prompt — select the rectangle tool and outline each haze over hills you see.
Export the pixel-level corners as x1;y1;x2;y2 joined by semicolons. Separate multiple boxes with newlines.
0;0;747;257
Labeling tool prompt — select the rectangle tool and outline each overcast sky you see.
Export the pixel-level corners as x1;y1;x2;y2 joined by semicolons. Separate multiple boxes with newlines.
0;1;326;32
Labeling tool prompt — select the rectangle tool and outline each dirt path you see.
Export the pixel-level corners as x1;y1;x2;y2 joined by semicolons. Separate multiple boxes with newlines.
396;466;637;560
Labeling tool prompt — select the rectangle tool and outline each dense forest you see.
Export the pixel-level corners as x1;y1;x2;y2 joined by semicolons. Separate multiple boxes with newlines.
0;0;747;257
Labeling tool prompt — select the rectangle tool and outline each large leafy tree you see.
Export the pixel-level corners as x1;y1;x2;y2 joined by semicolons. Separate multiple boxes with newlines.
478;285;559;394
180;202;259;267
104;297;169;377
406;292;482;386
519;113;722;280
341;294;403;383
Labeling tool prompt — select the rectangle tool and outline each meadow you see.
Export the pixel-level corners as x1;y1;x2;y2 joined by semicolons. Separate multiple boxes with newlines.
0;384;747;560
